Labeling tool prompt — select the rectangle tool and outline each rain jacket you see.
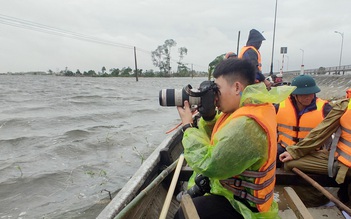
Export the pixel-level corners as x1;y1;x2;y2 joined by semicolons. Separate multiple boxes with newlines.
182;83;295;219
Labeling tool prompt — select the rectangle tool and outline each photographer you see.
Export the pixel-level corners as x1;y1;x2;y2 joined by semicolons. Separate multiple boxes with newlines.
175;58;294;219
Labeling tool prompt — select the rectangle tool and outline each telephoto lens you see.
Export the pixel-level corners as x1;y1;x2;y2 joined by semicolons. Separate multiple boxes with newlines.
159;88;201;107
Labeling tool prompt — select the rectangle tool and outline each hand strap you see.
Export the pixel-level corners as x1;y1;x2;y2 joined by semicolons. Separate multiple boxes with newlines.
181;123;193;133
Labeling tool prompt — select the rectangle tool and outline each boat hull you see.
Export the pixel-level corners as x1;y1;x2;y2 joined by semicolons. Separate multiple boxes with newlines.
98;129;345;219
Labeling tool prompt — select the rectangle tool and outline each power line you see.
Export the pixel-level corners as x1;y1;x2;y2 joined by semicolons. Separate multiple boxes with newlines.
0;14;207;70
0;14;134;49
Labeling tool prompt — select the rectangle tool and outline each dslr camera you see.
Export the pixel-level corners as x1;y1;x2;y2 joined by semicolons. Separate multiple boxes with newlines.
159;80;218;108
187;174;211;198
176;174;211;201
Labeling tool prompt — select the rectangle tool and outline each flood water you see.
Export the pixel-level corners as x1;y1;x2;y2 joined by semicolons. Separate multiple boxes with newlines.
1;74;350;219
0;75;206;219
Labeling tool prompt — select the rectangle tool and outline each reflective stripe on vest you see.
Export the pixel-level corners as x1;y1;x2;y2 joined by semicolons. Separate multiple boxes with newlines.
238;46;262;71
220;161;275;189
276;97;326;147
221;183;274;205
336;102;351;167
213;104;277;212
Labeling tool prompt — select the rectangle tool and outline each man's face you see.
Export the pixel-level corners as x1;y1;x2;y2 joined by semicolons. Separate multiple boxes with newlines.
294;94;315;106
214;76;241;113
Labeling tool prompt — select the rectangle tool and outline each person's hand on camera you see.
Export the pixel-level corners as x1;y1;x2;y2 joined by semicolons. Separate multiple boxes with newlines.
177;101;193;125
198;90;216;121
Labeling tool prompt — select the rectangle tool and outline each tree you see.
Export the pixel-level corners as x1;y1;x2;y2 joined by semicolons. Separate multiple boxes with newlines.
208;54;225;79
143;69;155;77
175;64;190;77
76;69;82;75
84;70;97;76
152;45;166;74
110;68;120;77
102;66;106;74
177;47;188;73
151;39;177;76
134;69;142;77
120;67;132;77
64;70;74;76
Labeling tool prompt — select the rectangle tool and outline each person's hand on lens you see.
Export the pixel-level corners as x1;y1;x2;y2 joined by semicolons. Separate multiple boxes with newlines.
177;101;193;125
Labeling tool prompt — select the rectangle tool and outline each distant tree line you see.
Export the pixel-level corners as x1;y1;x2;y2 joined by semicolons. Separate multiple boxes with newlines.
57;66;207;78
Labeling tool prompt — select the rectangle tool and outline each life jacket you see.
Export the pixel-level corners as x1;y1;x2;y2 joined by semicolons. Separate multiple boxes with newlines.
335;100;351;167
238;46;262;71
211;104;277;212
276;97;327;148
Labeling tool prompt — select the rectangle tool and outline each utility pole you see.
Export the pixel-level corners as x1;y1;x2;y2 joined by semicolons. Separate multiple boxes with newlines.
269;0;278;75
236;31;241;55
134;46;138;82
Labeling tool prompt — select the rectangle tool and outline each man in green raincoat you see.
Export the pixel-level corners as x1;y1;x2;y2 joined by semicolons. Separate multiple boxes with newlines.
175;58;294;219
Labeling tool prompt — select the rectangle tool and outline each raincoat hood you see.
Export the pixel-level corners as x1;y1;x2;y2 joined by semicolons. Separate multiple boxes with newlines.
246;29;266;49
240;83;296;107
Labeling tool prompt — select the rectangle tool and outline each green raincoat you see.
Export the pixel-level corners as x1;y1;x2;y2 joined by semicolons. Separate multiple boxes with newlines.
182;83;295;219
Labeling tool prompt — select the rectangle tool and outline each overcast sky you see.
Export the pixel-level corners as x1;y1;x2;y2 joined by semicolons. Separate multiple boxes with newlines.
0;0;350;74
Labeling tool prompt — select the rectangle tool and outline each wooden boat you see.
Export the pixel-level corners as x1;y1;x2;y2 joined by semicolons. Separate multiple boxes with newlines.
97;128;348;219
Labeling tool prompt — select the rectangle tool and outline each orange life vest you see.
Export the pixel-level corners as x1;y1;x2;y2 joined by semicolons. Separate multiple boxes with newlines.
335;101;351;167
212;104;277;212
238;46;262;71
276;97;327;148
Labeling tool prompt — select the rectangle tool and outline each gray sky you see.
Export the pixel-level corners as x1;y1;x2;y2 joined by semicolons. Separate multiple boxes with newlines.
0;0;350;74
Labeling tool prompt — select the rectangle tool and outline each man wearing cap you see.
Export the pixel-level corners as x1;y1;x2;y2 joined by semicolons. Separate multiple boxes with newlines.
279;97;351;203
275;75;332;167
238;29;271;89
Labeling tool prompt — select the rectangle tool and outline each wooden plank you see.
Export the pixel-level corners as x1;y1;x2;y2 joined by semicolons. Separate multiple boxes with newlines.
181;167;339;187
279;206;345;219
279;209;297;219
160;154;185;219
309;206;345;219
180;194;200;219
283;187;313;219
276;168;338;187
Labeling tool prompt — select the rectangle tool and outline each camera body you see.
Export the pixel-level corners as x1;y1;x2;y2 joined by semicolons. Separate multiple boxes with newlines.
186;174;211;198
159;80;218;107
